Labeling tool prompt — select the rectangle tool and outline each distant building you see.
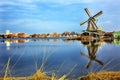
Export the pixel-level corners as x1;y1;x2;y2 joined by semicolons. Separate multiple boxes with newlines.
52;32;60;37
17;33;29;38
104;32;113;37
7;34;17;38
6;30;10;35
62;32;70;37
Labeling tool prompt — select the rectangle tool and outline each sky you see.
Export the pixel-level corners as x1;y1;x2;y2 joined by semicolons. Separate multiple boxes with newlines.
0;0;120;34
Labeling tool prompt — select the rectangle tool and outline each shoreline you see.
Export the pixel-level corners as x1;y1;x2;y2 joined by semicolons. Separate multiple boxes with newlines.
1;71;120;80
80;71;120;80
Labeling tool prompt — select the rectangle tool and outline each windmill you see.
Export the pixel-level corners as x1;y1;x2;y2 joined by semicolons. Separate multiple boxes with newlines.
80;8;103;31
80;41;104;68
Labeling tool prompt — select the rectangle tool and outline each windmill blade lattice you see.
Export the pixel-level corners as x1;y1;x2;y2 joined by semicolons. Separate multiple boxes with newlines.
86;60;92;68
93;11;103;19
84;8;92;17
80;52;89;59
80;19;88;26
80;8;103;31
94;59;104;65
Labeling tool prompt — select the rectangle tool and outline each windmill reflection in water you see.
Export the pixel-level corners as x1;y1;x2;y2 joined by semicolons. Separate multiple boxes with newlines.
80;40;104;68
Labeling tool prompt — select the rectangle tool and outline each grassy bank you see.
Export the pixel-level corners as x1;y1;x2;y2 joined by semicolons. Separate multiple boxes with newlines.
80;71;120;80
1;71;120;80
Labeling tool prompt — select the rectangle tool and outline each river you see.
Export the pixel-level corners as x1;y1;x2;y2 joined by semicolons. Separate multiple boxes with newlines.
0;38;120;78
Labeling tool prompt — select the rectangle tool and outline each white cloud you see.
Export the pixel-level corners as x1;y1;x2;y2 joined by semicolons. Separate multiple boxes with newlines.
1;0;119;7
0;18;78;30
0;0;104;6
46;0;104;4
0;8;7;12
17;0;35;3
0;1;16;6
1;0;120;33
34;0;98;5
0;0;37;9
0;1;39;13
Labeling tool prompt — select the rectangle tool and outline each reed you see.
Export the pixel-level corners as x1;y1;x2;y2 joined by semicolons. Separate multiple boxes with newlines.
2;45;120;80
1;56;120;80
80;71;120;80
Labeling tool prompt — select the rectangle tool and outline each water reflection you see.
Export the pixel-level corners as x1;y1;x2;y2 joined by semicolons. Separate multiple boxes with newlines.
1;39;29;44
113;39;120;45
30;38;65;43
0;38;120;78
0;39;29;50
80;40;104;68
0;38;66;50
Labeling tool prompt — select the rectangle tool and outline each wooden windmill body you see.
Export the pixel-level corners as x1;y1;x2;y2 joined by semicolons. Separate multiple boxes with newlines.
80;8;104;36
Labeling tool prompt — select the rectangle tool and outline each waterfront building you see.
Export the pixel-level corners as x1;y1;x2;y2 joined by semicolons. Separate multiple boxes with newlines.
6;30;10;35
17;33;29;38
113;31;120;39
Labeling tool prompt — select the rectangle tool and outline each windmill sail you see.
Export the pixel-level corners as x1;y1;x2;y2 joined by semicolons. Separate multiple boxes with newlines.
93;11;103;18
80;8;103;31
80;19;88;26
85;8;92;17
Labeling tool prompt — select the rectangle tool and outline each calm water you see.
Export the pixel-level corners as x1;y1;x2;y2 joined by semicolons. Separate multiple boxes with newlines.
0;38;120;78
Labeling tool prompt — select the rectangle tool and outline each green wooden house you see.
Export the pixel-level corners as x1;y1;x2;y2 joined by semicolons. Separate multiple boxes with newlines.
113;31;120;39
